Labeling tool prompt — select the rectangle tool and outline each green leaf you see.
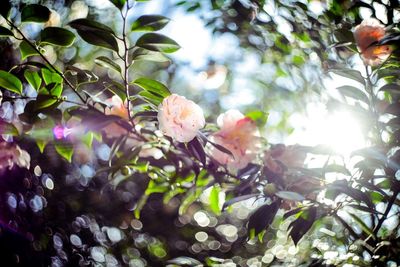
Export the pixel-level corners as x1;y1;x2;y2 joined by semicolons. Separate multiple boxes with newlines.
138;90;163;106
0;26;13;37
245;110;268;127
133;77;171;98
68;19;118;52
54;141;74;162
24;69;42;90
76;29;119;52
41;68;62;85
35;83;63;110
0;70;22;94
94;56;121;73
68;18;115;34
20;40;39;60
81;131;94;148
21;4;50;23
209;185;221;215
337;85;369;104
275;191;305;201
36;140;47;153
131;15;170;32
109;0;126;9
330;69;365;86
136;33;180;53
0;0;11;19
40;27;76;47
131;47;170;62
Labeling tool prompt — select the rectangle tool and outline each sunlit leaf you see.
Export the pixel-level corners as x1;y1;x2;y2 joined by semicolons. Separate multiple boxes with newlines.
133;77;171;98
54;141;74;162
337;85;369;104
0;70;22;94
136;33;180;53
131;47;170;62
330;69;365;86
94;56;121;74
41;68;62;85
20;40;39;60
35;83;63;110
24;69;42;90
131;15;170;32
222;193;258;211
209;185;221;215
21;4;50;23
40;27;76;47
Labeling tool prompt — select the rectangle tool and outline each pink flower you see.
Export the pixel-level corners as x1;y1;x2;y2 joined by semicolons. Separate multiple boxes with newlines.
103;95;129;138
211;110;261;170
353;18;392;66
0;142;30;171
157;94;205;142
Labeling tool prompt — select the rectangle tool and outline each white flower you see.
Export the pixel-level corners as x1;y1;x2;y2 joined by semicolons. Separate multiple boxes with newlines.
158;94;205;142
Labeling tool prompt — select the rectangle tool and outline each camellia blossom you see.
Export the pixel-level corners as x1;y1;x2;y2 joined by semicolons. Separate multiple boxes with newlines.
103;95;130;138
157;94;205;143
0;142;30;171
210;109;261;170
353;18;392;66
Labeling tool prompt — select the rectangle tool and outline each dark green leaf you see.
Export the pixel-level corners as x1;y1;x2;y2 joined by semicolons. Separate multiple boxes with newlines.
136;33;180;53
0;70;22;94
0;26;13;37
68;19;115;34
109;0;126;9
337;85;369;104
131;15;170;32
288;207;317;245
40;27;76;47
21;4;50;23
24;69;42;90
0;0;11;19
76;29;119;52
94;56;121;73
247;201;279;238
68;19;118;52
20;40;39;60
35;83;63;110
